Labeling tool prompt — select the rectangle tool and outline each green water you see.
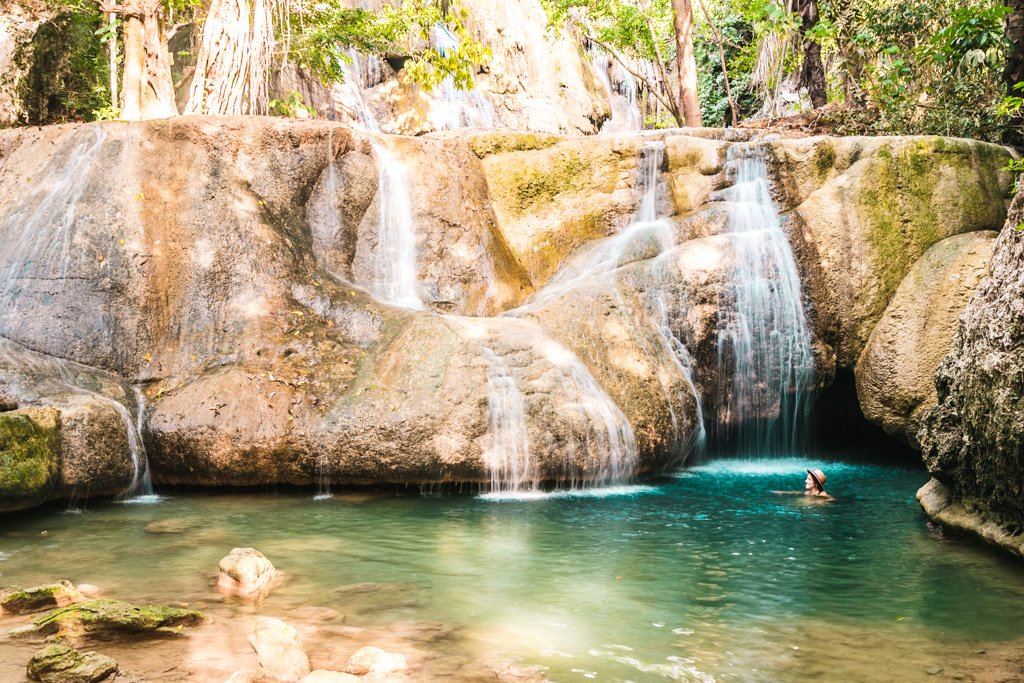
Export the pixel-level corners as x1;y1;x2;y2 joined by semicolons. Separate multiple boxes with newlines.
2;458;1024;682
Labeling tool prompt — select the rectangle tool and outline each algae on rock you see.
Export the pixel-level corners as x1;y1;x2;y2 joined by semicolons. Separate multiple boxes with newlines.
26;644;117;683
29;599;205;640
0;407;60;510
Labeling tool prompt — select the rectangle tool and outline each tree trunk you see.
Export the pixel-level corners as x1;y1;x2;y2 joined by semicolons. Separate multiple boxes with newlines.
117;0;176;120
671;0;701;127
186;0;275;115
796;0;826;109
1004;0;1024;146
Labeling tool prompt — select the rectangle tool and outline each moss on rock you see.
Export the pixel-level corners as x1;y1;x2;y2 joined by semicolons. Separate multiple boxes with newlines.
30;599;206;640
26;644;117;683
0;407;60;510
467;132;562;158
856;137;1010;341
1;580;83;615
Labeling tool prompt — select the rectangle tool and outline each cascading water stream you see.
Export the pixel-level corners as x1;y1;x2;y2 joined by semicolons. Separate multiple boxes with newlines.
431;23;495;130
591;51;642;134
369;142;423;310
715;143;815;457
480;346;535;494
337;49;382;133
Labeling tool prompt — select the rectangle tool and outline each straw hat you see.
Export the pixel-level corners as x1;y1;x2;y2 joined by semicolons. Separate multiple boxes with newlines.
807;468;827;490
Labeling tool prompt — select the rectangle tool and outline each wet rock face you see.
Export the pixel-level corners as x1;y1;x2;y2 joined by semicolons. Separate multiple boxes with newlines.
0;119;1013;508
855;231;998;447
921;187;1024;521
0;580;84;615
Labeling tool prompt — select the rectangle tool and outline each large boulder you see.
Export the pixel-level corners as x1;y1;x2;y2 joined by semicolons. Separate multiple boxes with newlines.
855;231;998;447
770;135;1012;370
0;406;59;510
920;186;1024;535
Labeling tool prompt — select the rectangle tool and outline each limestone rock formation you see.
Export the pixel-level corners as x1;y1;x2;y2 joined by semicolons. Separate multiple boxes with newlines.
855;231;998;447
770;135;1012;371
0;0;53;125
920;185;1024;534
0;118;1013;510
355;0;606;135
25;644;117;683
218;548;281;599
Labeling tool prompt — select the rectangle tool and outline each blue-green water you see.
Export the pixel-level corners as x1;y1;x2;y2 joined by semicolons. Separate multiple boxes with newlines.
2;458;1024;682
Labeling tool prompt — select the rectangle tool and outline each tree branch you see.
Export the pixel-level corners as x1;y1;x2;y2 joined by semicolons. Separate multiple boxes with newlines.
587;33;677;123
696;0;738;124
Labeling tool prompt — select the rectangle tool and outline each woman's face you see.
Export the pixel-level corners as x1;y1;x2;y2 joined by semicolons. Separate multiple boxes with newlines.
805;473;816;491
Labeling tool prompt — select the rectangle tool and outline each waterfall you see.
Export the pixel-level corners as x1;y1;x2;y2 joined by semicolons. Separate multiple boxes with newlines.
715;144;814;456
431;23;495;130
369;142;423;310
481;346;536;494
543;341;638;486
336;49;382;133
591;52;642;134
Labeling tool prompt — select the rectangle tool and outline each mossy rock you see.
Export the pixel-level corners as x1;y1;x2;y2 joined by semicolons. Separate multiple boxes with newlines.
0;407;61;510
29;599;205;640
26;644;117;683
0;580;83;615
467;132;562;158
855;137;1010;340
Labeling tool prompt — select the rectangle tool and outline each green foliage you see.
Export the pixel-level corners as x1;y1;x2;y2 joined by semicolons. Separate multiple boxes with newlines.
269;91;316;119
286;0;490;92
18;3;112;125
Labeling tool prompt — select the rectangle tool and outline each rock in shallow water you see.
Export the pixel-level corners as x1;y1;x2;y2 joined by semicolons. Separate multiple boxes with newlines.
0;579;83;614
26;644;117;683
345;646;408;675
297;671;361;683
25;599;205;641
218;548;281;598
247;617;311;682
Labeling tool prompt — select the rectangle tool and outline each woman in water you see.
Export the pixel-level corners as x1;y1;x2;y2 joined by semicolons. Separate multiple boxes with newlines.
774;468;833;500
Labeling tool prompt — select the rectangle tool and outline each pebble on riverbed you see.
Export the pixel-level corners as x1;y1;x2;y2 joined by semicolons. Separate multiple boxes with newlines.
247;616;311;682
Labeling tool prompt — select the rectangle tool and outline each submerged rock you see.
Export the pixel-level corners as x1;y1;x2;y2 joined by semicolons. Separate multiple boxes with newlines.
26;644;117;683
218;548;281;599
297;671;361;683
247;617;310;682
345;646;408;675
0;580;84;615
25;599;205;640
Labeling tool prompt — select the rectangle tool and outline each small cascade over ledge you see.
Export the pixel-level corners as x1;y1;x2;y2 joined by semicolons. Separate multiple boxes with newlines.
369;142;423;310
714;143;815;457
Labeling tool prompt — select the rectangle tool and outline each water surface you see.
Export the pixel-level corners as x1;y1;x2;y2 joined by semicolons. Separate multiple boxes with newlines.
2;458;1023;682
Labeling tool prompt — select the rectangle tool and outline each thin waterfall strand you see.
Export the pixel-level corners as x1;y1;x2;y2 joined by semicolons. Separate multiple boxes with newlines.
370;142;423;310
